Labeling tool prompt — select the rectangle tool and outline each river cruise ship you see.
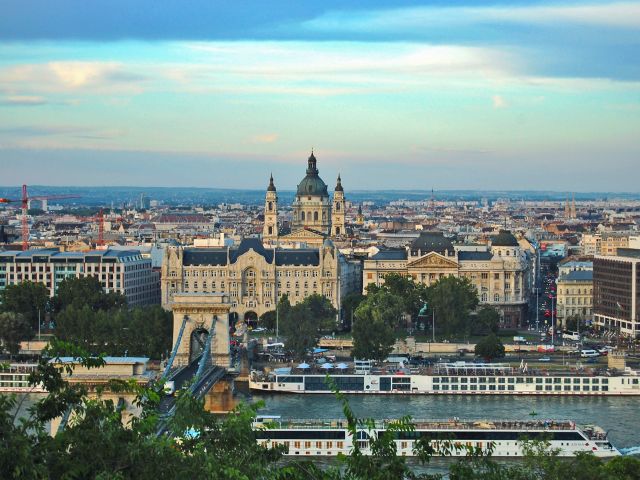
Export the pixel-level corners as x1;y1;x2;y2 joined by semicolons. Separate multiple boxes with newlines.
249;362;640;396
0;363;45;393
254;416;620;458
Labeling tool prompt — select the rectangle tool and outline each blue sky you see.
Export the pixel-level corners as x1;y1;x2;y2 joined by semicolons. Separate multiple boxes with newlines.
0;1;639;191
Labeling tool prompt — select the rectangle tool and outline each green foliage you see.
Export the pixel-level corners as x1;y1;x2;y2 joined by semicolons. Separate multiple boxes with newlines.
54;304;172;359
352;290;404;361
0;312;33;355
259;310;276;331
565;315;586;333
0;280;49;329
475;305;501;335
280;294;336;360
54;276;127;313
425;276;479;338
474;334;506;362
341;292;365;330
367;273;429;322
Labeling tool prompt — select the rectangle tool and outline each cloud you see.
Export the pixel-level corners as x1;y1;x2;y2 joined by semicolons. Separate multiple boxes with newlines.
303;3;640;34
0;61;147;94
492;95;508;109
251;133;279;144
1;95;47;106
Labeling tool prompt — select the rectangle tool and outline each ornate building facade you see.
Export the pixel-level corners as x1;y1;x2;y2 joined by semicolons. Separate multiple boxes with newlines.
161;238;361;322
264;151;346;245
362;231;531;328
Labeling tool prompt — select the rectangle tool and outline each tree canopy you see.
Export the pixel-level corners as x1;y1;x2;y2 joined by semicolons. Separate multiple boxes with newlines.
475;305;501;335
474;334;506;362
352;290;404;361
425;276;479;338
0;312;33;355
54;276;127;313
54;304;172;359
367;273;429;324
0;281;49;330
279;294;336;360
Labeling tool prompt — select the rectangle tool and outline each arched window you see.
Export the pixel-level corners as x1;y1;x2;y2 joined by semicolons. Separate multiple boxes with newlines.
268;202;273;211
481;293;488;302
494;294;500;302
336;226;341;235
336;203;341;211
268;226;273;235
301;211;305;221
314;211;319;221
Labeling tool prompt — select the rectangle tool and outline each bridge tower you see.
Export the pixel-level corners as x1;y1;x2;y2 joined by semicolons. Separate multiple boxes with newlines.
170;293;231;368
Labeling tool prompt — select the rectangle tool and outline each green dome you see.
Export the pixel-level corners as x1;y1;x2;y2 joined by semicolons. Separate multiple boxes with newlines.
296;151;328;197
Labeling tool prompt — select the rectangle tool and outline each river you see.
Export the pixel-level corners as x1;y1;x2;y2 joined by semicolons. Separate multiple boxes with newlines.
251;392;640;452
9;392;640;476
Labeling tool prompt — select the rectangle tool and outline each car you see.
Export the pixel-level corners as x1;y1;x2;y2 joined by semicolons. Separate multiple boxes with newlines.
538;357;551;362
252;327;267;333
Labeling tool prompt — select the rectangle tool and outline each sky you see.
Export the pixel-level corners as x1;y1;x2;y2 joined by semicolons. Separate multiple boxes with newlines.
0;0;639;191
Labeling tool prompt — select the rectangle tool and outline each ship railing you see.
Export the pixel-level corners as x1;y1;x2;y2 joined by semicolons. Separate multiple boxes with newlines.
258;418;579;432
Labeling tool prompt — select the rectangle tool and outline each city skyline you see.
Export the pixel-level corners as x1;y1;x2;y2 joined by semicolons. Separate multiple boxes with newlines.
1;1;639;191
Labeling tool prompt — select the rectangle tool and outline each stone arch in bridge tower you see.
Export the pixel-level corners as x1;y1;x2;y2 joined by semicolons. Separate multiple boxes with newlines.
171;293;231;368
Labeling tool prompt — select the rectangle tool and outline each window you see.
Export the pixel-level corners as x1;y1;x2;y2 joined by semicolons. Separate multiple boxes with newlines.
494;294;500;302
314;211;319;221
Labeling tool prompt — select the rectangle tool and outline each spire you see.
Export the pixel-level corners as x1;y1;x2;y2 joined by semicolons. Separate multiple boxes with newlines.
307;149;318;175
335;173;343;192
358;204;362;215
267;173;276;192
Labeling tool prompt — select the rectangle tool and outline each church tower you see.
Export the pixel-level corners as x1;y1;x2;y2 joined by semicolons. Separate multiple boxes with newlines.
263;174;278;242
355;204;365;226
331;174;346;237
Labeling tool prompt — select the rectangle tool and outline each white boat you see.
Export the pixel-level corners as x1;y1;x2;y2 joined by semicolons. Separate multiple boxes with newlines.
0;363;46;393
254;415;620;458
250;362;640;396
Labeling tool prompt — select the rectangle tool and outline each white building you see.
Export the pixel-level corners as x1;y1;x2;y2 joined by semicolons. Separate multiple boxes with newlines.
0;248;160;306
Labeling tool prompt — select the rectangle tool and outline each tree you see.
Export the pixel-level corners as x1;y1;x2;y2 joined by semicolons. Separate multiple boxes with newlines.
426;276;479;338
341;292;364;331
0;312;33;355
474;334;506;362
475;305;500;335
280;295;336;360
367;273;429;326
0;281;49;330
54;276;126;313
352;290;404;361
259;310;277;331
54;304;172;359
565;314;586;333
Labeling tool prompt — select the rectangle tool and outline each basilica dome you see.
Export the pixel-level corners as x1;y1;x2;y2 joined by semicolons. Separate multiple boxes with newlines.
296;151;328;197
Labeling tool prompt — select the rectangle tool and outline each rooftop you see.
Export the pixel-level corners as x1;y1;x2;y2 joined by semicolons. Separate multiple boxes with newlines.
558;270;593;282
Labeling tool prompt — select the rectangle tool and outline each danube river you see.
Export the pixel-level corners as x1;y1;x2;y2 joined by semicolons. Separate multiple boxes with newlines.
10;392;640;477
251;392;640;453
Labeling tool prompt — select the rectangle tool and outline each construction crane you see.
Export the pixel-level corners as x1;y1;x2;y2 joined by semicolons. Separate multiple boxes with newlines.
0;184;80;251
